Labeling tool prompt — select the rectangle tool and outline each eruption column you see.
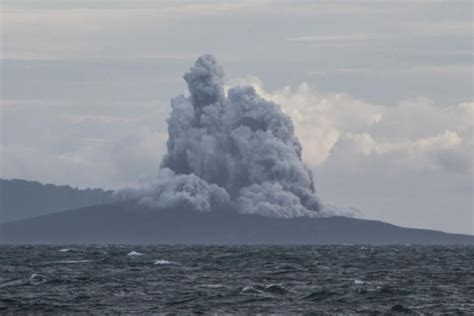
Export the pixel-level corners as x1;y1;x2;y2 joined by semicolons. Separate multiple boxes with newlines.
117;55;322;218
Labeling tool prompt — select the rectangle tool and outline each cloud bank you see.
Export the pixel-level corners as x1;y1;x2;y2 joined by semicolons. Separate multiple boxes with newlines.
115;55;329;218
241;78;472;174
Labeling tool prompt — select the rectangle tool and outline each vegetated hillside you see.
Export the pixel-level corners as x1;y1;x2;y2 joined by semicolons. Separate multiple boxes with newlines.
0;179;113;223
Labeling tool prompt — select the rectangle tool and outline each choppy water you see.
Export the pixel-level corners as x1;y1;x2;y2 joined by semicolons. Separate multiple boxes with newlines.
1;245;473;314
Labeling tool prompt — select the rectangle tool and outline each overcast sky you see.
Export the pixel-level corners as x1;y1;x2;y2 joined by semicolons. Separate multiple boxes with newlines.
1;0;472;234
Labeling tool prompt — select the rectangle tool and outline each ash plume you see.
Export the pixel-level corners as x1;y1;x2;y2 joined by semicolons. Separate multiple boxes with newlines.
116;55;324;218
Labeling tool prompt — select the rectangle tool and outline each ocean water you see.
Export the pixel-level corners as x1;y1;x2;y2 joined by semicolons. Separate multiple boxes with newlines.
1;245;473;314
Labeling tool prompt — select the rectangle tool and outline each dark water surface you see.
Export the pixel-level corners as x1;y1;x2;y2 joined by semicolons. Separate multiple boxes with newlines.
1;245;473;314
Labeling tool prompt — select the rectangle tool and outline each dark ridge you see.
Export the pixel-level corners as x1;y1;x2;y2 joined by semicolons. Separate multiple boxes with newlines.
0;178;113;223
1;204;472;245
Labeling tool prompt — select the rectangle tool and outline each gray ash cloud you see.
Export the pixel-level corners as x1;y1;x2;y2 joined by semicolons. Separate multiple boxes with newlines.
116;55;326;218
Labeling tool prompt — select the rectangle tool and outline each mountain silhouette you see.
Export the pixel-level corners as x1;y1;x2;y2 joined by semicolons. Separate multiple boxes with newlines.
1;203;472;245
0;179;113;223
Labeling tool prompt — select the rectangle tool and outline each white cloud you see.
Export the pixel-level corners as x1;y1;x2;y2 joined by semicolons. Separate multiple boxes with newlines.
230;77;473;174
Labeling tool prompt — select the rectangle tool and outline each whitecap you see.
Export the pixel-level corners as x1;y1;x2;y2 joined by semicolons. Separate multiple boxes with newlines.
199;284;224;289
153;259;177;265
241;286;264;295
58;248;72;253
127;251;143;256
29;274;46;284
52;260;92;264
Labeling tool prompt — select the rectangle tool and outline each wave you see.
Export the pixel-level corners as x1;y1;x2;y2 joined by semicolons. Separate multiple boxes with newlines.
153;259;178;265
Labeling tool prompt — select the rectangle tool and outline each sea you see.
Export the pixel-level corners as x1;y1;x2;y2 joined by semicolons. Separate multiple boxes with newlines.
1;245;473;314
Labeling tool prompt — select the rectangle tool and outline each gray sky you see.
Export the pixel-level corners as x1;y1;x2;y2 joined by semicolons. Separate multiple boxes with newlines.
1;0;472;234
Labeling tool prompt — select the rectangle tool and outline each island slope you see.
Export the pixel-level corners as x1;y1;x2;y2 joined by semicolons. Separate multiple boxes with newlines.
1;204;472;244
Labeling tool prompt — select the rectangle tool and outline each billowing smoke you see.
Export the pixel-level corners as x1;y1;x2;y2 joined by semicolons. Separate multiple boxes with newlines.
116;55;329;218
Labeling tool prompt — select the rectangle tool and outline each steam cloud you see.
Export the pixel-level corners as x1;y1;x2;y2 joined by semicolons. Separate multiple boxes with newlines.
117;55;348;218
